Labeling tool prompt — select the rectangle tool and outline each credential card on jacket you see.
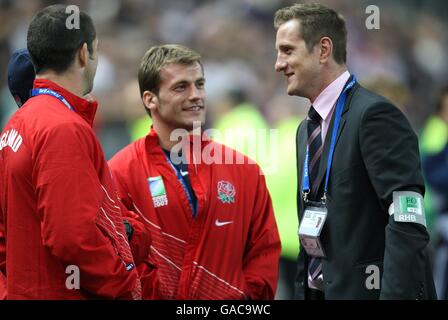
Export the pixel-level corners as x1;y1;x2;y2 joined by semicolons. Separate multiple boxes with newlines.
298;207;327;257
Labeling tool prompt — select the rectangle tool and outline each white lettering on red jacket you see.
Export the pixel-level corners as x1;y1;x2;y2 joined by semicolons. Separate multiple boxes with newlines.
0;129;23;153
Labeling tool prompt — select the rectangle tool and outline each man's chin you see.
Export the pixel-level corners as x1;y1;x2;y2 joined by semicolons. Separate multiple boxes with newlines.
286;87;295;96
286;85;301;97
185;118;205;131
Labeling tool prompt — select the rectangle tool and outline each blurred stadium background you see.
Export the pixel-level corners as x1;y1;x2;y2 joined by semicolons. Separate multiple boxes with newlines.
1;0;448;299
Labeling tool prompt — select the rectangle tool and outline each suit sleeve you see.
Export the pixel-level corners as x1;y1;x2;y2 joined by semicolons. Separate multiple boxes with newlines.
359;102;432;299
242;170;281;300
34;123;140;299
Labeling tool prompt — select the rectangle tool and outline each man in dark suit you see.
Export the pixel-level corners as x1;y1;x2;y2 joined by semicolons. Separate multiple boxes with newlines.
274;3;437;300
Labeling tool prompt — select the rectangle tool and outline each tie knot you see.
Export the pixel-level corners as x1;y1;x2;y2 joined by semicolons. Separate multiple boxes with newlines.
308;106;321;122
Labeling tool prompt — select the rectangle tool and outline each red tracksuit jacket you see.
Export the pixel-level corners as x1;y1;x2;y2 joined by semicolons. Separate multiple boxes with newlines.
0;79;141;299
108;129;281;299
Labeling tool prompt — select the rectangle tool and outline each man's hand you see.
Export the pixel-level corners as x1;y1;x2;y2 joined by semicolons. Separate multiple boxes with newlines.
123;219;134;241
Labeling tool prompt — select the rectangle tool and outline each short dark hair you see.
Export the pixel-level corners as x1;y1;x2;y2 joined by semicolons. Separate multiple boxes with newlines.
274;3;347;64
27;4;96;74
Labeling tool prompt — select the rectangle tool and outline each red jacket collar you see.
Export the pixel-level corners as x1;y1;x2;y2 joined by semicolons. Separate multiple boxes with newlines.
147;127;212;146
146;127;212;161
33;79;98;126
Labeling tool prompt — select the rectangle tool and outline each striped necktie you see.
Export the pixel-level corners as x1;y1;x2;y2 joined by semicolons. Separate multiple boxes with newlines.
306;106;324;291
307;106;323;196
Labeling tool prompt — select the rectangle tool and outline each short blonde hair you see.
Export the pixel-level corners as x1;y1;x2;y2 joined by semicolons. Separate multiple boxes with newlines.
138;44;202;97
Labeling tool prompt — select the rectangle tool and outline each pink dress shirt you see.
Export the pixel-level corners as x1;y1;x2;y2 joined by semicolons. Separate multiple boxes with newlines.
311;71;351;142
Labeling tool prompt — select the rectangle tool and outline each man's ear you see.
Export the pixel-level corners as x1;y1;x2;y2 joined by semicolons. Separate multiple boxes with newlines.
318;37;333;64
78;42;89;68
142;90;158;114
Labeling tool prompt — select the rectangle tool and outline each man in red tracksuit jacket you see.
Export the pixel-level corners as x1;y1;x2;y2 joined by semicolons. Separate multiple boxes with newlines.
0;5;142;299
108;44;281;299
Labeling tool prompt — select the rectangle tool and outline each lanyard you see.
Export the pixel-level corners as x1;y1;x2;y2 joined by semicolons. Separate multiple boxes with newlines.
302;76;357;203
164;152;197;217
31;88;74;111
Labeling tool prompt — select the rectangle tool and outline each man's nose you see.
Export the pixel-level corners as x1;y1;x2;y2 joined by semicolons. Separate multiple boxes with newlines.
189;86;203;101
275;57;286;72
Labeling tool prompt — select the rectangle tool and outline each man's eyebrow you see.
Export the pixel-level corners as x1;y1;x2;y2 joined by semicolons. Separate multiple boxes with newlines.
171;77;205;87
170;80;188;87
278;44;294;51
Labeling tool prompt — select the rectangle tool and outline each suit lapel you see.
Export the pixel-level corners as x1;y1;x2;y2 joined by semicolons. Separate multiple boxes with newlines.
334;82;359;146
296;120;308;215
296;121;307;186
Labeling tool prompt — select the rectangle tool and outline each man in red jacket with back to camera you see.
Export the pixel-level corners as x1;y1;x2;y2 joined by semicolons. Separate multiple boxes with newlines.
108;44;281;300
0;5;142;299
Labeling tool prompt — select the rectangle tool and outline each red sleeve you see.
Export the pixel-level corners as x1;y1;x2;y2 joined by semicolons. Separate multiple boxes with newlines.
0;226;5;300
0;271;5;300
0;201;6;300
117;199;152;265
243;170;281;300
0;221;5;277
109;159;160;299
109;159;152;265
137;258;161;299
34;123;140;299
